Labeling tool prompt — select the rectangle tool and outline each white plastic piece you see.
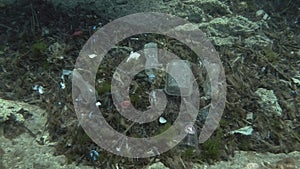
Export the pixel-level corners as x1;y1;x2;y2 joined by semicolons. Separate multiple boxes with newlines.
256;10;264;17
95;101;101;107
159;117;167;124
126;51;140;62
60;69;73;89
263;13;270;20
246;112;253;121
185;124;196;134
229;126;253;136
32;85;44;95
88;54;97;58
60;81;66;89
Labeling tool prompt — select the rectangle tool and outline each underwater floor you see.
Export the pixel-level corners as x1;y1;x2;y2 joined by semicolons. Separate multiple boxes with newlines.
0;0;299;168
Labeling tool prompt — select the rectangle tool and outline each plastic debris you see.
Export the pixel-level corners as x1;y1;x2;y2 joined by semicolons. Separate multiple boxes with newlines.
60;69;73;89
126;51;140;62
165;60;193;96
95;100;102;107
144;42;159;68
89;149;100;161
185;124;196;135
148;73;156;81
263;13;270;20
115;137;128;152
256;10;265;17
256;9;270;20
72;69;97;104
88;54;97;58
246;112;254;121
61;69;72;77
144;42;160;81
56;101;62;107
159;117;167;124
149;89;167;111
229;126;253;136
32;85;44;95
60;82;66;89
181;123;198;148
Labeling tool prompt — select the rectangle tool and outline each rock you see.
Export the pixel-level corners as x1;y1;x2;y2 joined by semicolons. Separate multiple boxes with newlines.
190;151;300;169
244;35;272;47
255;88;282;116
169;15;271;47
0;98;90;169
198;16;271;47
0;98;27;123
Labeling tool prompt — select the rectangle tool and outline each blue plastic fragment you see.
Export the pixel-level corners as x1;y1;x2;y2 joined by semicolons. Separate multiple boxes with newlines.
148;74;155;81
89;149;100;161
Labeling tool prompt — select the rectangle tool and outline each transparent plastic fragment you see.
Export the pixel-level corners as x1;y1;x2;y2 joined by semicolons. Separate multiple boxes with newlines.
144;42;160;81
181;123;198;148
165;60;193;96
